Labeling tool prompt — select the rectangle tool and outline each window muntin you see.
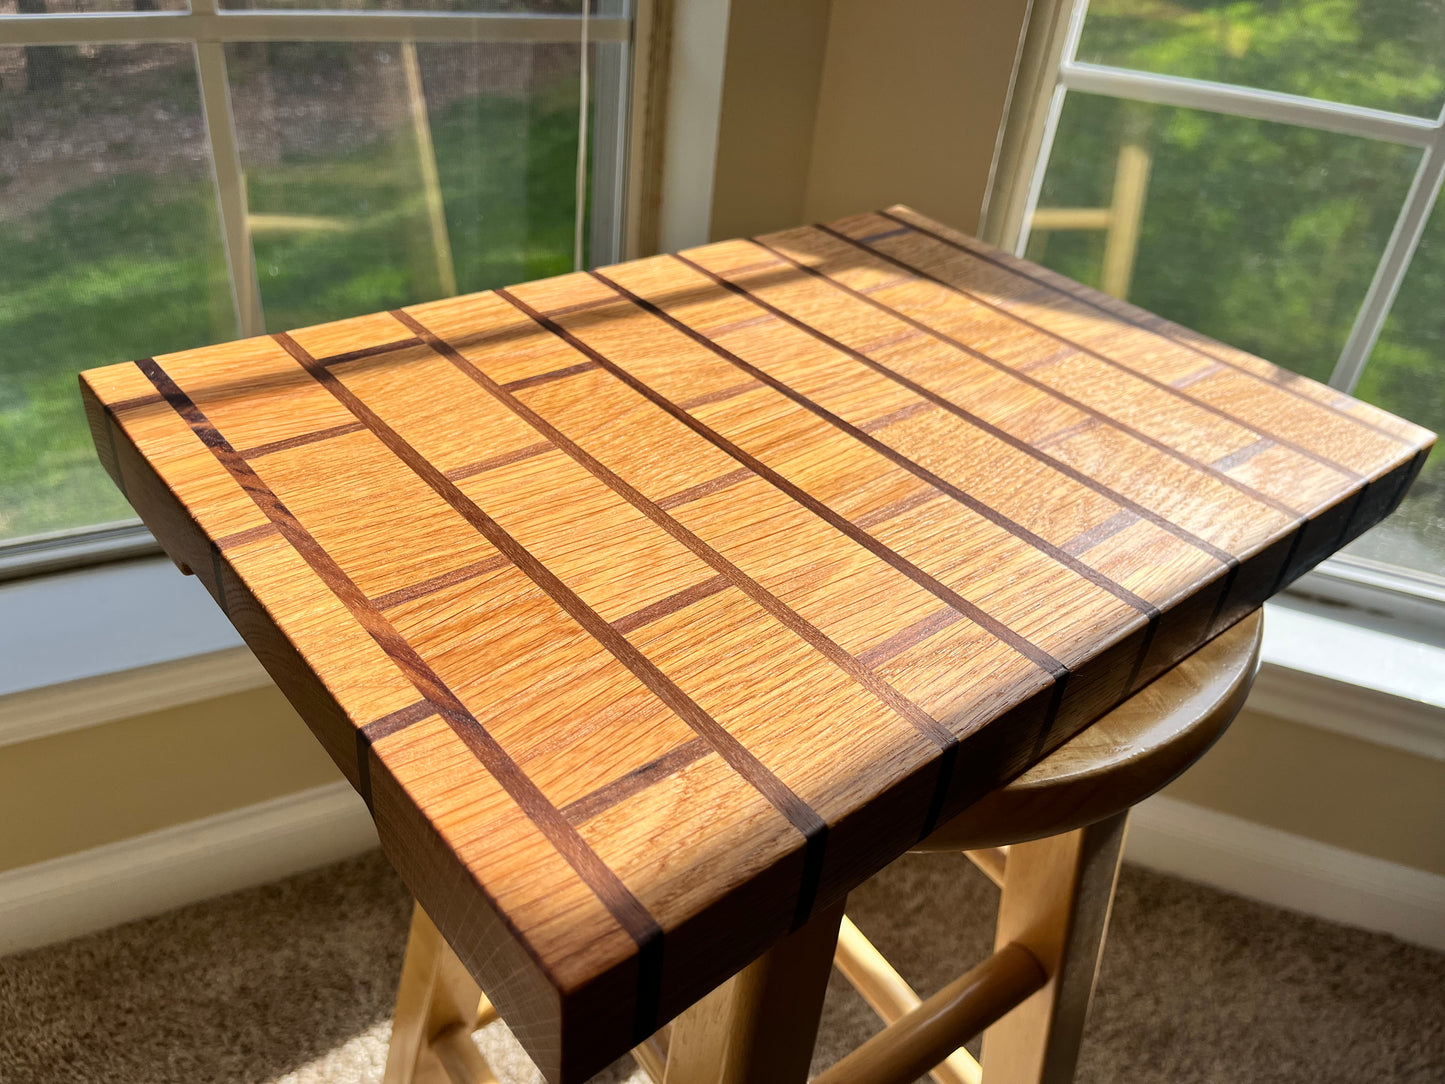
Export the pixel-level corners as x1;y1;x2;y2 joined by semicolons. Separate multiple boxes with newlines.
1014;0;1445;588
1075;0;1445;118
0;4;630;564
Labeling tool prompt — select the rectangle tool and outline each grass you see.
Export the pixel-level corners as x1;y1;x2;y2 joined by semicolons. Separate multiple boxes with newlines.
0;78;581;540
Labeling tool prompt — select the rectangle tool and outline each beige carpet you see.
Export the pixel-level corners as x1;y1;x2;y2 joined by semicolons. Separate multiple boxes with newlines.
1;848;1441;1083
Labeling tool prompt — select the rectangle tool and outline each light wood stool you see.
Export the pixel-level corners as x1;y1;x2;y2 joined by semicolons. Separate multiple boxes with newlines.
382;610;1261;1084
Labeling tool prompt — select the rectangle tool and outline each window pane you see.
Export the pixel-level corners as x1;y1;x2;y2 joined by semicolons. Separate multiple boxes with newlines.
0;44;235;544
0;0;186;14
1344;193;1445;577
1026;92;1419;383
1077;0;1445;118
219;0;586;12
224;40;592;330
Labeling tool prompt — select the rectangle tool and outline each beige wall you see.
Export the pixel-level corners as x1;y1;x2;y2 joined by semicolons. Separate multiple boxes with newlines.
707;0;1032;242
0;687;339;874
707;0;832;240
1160;707;1445;875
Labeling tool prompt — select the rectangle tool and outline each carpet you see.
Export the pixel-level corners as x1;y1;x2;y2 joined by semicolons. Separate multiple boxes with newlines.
1;848;1440;1082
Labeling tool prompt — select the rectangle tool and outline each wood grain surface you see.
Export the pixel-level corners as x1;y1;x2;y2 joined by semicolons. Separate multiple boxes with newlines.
80;206;1433;1083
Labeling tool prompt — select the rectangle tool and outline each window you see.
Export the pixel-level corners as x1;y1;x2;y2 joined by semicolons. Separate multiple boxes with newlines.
988;0;1445;616
0;0;635;576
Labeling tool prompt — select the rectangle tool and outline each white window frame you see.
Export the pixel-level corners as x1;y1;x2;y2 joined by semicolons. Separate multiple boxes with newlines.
0;2;640;579
982;0;1445;634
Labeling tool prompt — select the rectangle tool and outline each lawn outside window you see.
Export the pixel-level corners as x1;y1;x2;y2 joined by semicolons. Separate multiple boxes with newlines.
0;0;635;574
985;0;1445;633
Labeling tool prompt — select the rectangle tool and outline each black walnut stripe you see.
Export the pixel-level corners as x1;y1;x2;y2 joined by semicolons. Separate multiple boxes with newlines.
611;575;732;636
492;280;1069;687
752;236;1306;522
491;284;1075;816
315;337;424;368
607;262;1161;620
503;360;600;392
393;305;962;897
356;700;440;811
676;380;763;411
855;607;966;670
372;554;512;610
877;210;1412;446
135;353;666;1032
691;247;1239;569
237;420;366;460
562;738;712;826
446;440;555;482
823;223;1364;481
656;466;754;511
481;294;956;754
215;521;281;551
109;391;166;413
276;329;833;934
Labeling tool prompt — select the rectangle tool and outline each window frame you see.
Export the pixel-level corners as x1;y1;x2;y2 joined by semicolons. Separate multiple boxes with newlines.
981;0;1445;633
0;1;644;579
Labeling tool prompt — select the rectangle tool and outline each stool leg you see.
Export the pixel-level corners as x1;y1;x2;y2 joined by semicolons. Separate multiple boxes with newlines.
664;896;846;1084
383;902;495;1084
980;812;1127;1084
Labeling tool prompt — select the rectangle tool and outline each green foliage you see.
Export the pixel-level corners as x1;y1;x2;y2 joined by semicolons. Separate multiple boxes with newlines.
1032;0;1444;571
0;73;582;539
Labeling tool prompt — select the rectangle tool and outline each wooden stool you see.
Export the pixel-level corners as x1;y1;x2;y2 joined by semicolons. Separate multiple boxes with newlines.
382;610;1262;1084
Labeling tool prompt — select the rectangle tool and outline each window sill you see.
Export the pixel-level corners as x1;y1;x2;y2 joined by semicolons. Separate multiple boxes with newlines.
0;558;268;749
1;556;1442;758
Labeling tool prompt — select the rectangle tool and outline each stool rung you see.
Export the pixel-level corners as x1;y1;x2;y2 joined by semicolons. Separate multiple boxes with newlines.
630;1029;668;1083
813;942;1046;1084
431;1021;499;1084
965;847;1008;888
834;916;981;1084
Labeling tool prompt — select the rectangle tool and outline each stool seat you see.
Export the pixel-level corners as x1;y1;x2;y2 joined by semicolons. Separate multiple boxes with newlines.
914;610;1262;853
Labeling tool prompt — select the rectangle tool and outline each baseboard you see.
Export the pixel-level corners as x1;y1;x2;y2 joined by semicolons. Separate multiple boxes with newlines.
0;646;272;751
1126;795;1445;952
0;782;376;957
3;784;1439;960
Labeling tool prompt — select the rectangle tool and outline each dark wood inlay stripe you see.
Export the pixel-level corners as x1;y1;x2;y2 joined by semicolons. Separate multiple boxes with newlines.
753;236;1304;522
110;391;166;413
878;210;1413;446
676;380;763;411
372;554;512;610
828;223;1365;481
851;488;939;531
215;521;281;550
859;226;911;244
502;360;599;392
300;321;832;919
445;440;555;482
497;283;1068;689
355;700;439;818
238;421;366;460
1212;438;1275;473
136;353;665;993
726;245;1244;570
562;738;712;826
656;466;755;511
858;400;935;433
1171;362;1226;390
856;608;966;669
636;259;1162;620
485;295;957;757
316;337;424;368
1062;510;1138;557
612;575;731;636
363;699;439;743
